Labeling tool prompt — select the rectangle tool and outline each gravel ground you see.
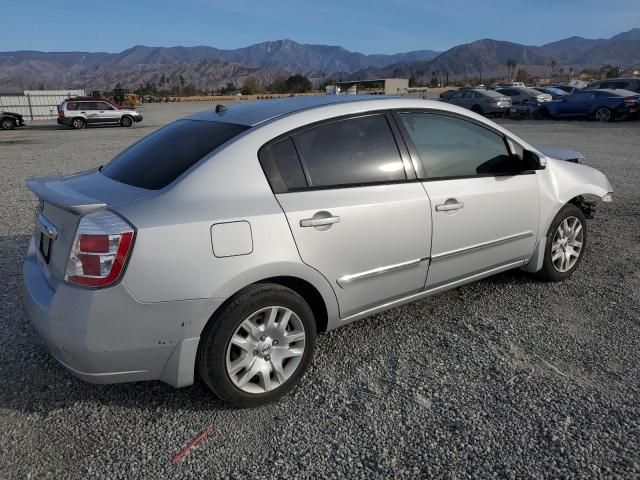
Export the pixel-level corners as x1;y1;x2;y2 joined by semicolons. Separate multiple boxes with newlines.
0;103;639;479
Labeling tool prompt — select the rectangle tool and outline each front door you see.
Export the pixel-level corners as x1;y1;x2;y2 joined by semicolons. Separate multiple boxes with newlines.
268;113;432;317
395;111;539;288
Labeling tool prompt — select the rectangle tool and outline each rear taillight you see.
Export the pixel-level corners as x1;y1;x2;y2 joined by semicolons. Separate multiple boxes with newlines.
487;98;498;104
58;107;64;118
65;210;135;287
623;97;639;104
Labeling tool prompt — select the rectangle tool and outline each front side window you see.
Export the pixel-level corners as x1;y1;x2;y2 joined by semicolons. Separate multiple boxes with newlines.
398;113;519;178
292;114;405;187
102;120;249;189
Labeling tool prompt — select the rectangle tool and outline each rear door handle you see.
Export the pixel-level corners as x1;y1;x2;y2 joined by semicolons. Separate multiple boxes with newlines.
300;216;340;227
435;201;464;212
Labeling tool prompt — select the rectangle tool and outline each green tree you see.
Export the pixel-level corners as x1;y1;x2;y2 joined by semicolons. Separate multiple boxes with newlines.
241;76;259;95
515;69;530;84
285;74;312;93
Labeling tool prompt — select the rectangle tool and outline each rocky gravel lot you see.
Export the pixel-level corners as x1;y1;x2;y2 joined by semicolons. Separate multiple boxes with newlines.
0;103;638;479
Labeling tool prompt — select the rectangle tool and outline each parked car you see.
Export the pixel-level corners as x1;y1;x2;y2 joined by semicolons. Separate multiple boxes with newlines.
442;88;512;115
1;111;26;130
584;78;640;94
57;98;143;129
24;96;612;407
439;89;459;100
539;89;640;122
534;87;569;100
551;85;580;94
495;87;553;106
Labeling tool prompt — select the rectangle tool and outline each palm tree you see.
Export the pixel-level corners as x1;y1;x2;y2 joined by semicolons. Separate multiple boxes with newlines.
550;60;557;77
506;59;517;81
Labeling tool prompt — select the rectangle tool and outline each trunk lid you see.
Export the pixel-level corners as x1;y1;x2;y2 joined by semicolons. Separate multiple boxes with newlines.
27;170;154;287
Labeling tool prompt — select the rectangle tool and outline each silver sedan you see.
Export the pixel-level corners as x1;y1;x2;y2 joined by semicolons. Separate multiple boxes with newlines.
23;96;612;407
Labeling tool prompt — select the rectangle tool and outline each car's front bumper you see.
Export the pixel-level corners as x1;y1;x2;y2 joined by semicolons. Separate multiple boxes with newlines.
22;238;222;387
133;115;143;123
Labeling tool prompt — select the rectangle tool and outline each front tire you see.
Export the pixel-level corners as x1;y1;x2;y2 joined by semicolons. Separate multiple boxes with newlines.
197;284;317;407
120;115;133;127
594;107;613;123
1;117;16;130
538;204;587;282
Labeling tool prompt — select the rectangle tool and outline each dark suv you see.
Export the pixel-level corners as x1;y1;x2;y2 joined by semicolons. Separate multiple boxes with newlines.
584;78;640;94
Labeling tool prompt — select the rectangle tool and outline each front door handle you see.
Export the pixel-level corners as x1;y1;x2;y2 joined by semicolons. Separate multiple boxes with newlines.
435;200;464;212
300;215;340;228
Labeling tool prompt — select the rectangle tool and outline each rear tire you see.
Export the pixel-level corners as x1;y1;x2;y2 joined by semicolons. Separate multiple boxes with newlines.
537;204;587;282
197;283;317;408
594;107;613;123
71;117;86;129
120;115;133;127
1;117;16;130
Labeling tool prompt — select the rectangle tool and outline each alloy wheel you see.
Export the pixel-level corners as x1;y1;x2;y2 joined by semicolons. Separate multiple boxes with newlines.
551;216;583;272
595;108;611;122
226;306;306;394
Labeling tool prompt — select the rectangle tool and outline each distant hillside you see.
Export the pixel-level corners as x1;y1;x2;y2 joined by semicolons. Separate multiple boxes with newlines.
542;36;606;63
0;29;639;91
0;40;440;90
348;28;640;83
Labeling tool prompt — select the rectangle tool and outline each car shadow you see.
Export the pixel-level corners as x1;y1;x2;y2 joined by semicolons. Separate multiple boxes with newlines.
0;232;542;416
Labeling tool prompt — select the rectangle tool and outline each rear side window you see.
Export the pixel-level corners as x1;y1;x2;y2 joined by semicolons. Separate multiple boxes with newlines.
259;137;307;193
66;102;79;110
398;113;517;178
102;120;249;189
292;114;405;187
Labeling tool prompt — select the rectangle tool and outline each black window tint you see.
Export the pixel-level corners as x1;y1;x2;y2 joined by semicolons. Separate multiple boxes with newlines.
399;113;518;178
293;115;405;187
81;102;97;110
102;120;249;189
97;102;113;110
66;102;78;110
259;137;307;193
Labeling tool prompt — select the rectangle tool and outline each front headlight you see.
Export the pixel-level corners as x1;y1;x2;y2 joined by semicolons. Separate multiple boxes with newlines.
602;193;613;203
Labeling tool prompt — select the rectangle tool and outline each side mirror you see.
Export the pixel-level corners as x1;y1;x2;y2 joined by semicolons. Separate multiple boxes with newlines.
523;149;545;170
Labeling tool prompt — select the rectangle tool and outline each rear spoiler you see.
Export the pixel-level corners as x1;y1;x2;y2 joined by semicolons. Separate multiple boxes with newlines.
26;175;106;214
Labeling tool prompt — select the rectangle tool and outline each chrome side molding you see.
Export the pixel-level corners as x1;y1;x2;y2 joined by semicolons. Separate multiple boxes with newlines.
337;257;428;288
431;231;533;261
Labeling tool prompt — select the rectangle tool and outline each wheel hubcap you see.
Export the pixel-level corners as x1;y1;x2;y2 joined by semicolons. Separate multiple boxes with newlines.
596;109;610;122
226;306;306;394
551;216;583;273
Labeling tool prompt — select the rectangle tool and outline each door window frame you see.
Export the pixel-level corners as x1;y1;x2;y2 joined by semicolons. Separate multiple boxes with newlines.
258;110;418;193
389;109;534;181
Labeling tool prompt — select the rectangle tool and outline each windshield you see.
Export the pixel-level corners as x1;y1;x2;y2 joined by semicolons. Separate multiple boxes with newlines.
101;119;249;190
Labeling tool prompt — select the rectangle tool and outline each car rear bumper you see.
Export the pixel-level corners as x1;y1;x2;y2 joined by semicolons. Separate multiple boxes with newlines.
22;238;222;387
57;117;73;126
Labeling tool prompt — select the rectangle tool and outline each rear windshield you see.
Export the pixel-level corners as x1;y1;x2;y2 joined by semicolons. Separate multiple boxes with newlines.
101;119;249;189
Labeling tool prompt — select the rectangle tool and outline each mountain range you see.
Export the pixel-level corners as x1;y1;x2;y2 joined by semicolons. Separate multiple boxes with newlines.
1;28;639;91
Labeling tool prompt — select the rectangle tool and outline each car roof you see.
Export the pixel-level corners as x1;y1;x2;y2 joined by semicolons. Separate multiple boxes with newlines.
589;88;638;96
187;95;402;126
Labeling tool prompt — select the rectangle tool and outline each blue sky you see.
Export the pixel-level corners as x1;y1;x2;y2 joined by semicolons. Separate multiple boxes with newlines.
3;0;639;54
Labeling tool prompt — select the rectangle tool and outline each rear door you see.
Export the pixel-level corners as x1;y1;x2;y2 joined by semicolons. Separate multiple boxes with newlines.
80;101;101;124
395;111;539;288
261;113;432;317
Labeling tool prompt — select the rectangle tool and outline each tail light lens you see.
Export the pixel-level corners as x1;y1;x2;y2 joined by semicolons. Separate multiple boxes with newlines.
65;210;135;287
623;97;639;104
58;107;64;118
